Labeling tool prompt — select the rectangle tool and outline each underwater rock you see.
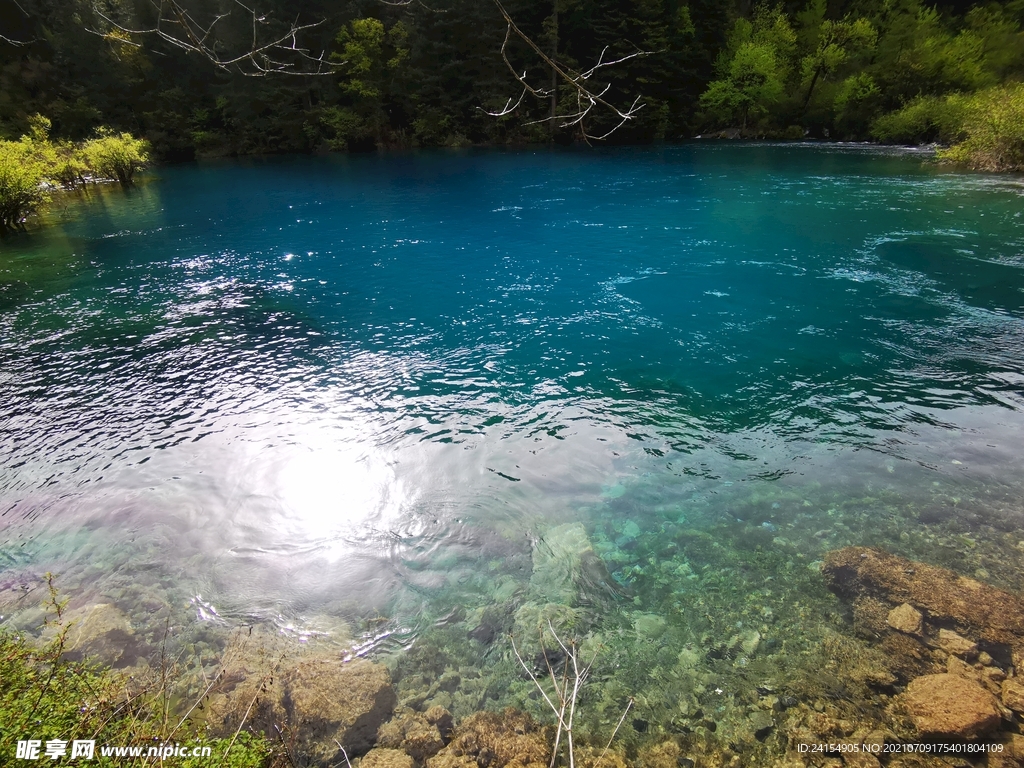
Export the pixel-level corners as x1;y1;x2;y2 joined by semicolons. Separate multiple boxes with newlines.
886;604;923;636
54;602;147;668
636;739;681;768
426;709;549;768
378;706;450;761
360;749;416;768
530;523;602;605
822;547;1024;668
277;657;397;759
937;629;978;660
900;673;1001;740
209;636;396;765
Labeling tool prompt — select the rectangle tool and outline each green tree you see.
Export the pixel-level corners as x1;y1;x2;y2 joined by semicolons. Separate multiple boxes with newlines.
798;16;876;112
324;17;410;149
700;6;794;130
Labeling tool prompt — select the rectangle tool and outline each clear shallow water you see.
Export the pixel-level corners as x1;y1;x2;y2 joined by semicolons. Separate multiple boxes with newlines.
2;144;1024;669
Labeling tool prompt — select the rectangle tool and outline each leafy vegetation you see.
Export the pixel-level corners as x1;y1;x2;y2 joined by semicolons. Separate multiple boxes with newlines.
0;117;149;233
0;575;275;766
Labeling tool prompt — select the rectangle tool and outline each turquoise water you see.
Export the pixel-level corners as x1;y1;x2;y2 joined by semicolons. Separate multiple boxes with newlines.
2;144;1024;733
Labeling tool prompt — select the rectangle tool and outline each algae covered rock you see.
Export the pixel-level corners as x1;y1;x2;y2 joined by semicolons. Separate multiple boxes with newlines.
937;629;978;660
208;634;396;765
1001;677;1024;713
900;673;1001;740
426;709;549;768
378;706;451;761
281;657;397;758
529;523;599;605
55;602;147;668
361;749;416;768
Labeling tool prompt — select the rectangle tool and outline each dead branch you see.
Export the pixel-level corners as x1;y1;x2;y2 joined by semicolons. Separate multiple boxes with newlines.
483;0;651;142
511;622;631;768
89;0;340;76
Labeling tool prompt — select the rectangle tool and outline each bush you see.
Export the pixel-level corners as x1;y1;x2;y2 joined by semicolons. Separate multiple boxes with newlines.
870;93;969;143
83;131;151;186
936;83;1024;171
0;140;47;234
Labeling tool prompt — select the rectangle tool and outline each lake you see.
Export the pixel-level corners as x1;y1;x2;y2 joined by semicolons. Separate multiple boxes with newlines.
2;143;1024;750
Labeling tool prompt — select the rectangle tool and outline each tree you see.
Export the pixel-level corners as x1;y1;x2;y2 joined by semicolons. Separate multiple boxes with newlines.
798;16;875;113
699;6;794;130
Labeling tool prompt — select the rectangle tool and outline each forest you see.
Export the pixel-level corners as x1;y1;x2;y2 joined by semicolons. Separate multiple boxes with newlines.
1;0;1023;164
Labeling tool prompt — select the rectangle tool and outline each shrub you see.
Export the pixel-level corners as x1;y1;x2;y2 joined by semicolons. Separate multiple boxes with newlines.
870;93;969;143
936;83;1024;171
83;131;151;186
0;140;47;234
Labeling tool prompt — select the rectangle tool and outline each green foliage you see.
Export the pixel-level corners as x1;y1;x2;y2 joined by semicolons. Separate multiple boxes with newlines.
700;5;795;130
694;0;1024;146
700;42;787;128
0;576;137;761
180;734;274;768
870;93;969;143
936;83;1024;171
0;139;48;234
82;131;151;186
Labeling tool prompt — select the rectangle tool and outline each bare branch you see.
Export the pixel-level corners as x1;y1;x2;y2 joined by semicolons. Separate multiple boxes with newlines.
486;0;652;141
89;0;341;77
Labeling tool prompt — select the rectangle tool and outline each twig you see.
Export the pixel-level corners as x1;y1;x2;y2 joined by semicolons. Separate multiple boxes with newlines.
593;697;633;768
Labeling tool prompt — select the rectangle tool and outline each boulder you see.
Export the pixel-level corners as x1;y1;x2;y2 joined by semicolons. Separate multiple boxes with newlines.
901;674;1001;740
361;749;415;768
280;658;396;758
937;629;978;659
56;602;147;668
887;604;923;636
378;706;451;761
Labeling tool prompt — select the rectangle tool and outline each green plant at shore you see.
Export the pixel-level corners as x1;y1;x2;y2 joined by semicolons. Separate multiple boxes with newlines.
870;82;1024;171
0;574;276;766
83;131;151;187
0;117;150;234
936;83;1024;171
0;139;47;234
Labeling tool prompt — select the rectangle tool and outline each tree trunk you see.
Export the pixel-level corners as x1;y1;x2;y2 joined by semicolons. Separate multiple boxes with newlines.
802;67;822;114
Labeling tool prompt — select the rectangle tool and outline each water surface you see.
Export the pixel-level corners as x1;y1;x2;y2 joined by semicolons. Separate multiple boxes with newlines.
2;144;1024;727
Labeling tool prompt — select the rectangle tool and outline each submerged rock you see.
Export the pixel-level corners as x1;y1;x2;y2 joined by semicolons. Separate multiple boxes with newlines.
55;602;147;668
529;523;598;605
822;547;1024;667
900;673;1001;740
886;603;923;636
378;706;452;761
936;629;978;660
361;748;416;768
1001;677;1024;713
207;633;396;765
